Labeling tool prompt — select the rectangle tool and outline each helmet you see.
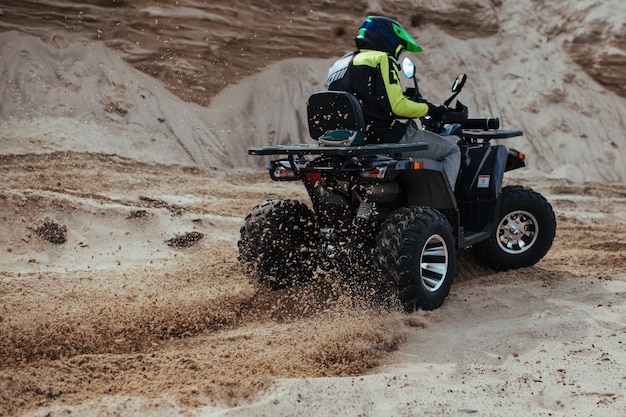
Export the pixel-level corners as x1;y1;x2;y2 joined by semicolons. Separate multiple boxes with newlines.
355;16;422;57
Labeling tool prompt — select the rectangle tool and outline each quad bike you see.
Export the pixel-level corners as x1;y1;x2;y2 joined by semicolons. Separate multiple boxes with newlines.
238;58;556;312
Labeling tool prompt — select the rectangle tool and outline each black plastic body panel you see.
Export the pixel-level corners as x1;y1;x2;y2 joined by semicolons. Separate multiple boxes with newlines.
455;145;509;237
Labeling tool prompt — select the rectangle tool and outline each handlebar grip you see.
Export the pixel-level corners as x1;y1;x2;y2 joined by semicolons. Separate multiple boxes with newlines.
463;117;500;130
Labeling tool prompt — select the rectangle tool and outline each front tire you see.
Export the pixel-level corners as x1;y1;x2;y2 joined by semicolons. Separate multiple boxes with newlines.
376;207;456;312
238;199;319;290
475;185;556;270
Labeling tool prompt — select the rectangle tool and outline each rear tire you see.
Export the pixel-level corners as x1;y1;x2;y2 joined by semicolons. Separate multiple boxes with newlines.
376;207;456;312
238;199;319;290
475;185;556;270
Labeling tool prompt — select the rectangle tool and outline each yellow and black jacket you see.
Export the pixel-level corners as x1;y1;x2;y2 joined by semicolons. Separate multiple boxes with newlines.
327;49;429;144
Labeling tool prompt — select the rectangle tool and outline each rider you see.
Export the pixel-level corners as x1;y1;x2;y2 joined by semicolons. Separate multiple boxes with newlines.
327;16;461;190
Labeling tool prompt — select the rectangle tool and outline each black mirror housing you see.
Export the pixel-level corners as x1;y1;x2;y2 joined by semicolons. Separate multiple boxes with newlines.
452;74;467;93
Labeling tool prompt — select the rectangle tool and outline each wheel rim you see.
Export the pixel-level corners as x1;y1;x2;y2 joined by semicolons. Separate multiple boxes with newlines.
496;210;539;254
420;234;449;292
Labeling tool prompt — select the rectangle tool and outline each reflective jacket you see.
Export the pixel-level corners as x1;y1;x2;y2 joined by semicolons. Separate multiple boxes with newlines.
327;49;429;143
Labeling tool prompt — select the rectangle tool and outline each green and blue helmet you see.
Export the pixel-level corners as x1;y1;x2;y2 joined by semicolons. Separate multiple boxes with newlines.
355;16;422;57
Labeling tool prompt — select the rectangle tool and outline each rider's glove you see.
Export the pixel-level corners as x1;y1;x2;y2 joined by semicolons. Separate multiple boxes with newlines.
427;103;447;119
405;88;427;102
404;87;417;98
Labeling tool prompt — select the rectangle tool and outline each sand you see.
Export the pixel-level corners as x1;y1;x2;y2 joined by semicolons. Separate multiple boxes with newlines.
1;153;624;417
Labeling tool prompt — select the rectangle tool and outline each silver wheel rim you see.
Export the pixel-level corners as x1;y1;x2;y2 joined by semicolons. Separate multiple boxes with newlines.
420;234;449;292
497;210;539;254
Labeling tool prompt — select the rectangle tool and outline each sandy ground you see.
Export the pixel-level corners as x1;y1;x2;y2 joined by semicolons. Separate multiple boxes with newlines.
1;1;625;415
1;152;625;417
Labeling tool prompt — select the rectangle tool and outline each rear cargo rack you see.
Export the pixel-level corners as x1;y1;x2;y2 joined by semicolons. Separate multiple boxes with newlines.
248;142;428;157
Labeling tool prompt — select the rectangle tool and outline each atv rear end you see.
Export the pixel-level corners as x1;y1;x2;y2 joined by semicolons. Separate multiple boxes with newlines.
240;91;462;311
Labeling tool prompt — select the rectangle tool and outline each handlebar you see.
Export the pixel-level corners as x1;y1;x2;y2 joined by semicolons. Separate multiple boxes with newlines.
463;117;500;130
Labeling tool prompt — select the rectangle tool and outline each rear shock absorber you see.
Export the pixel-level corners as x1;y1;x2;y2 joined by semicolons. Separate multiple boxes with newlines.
356;202;374;222
342;201;377;258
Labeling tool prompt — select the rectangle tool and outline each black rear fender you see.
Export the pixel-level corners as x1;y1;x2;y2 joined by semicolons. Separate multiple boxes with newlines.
394;166;460;242
395;168;457;211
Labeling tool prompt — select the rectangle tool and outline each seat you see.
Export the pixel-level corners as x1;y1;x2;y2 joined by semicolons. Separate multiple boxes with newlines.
307;91;365;140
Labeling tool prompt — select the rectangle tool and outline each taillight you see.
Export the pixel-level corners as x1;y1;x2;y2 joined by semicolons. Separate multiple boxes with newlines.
509;149;525;161
274;166;296;179
360;166;387;179
305;172;322;181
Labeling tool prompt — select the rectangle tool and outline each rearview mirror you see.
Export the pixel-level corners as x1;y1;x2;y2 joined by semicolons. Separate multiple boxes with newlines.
452;73;467;93
401;57;415;79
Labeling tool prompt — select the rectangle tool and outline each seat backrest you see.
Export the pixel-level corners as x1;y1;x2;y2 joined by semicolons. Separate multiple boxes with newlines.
307;91;365;140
